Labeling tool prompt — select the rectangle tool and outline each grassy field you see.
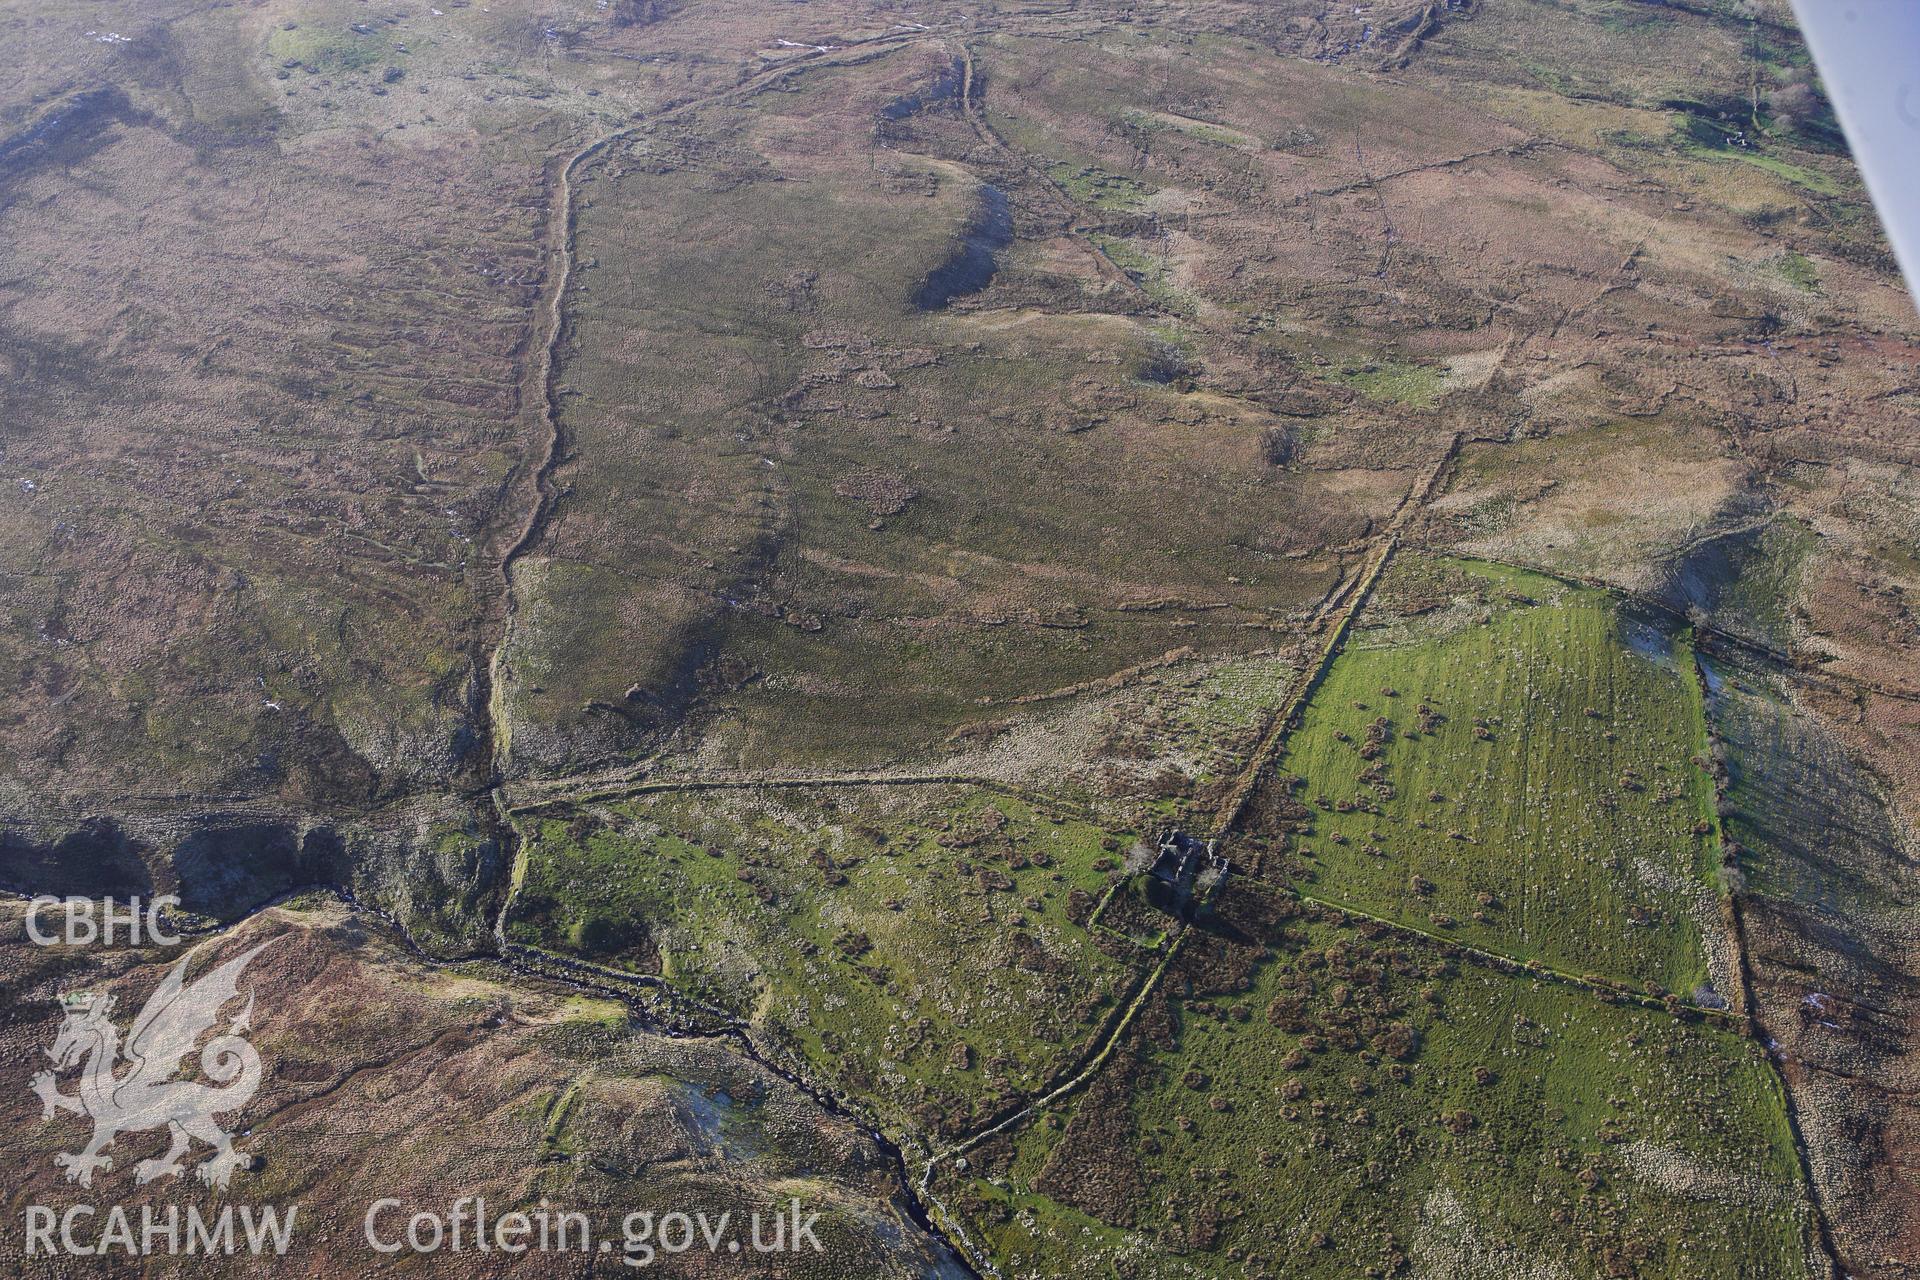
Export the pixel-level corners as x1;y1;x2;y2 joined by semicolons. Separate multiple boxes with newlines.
508;785;1146;1137
1274;556;1724;995
940;897;1815;1280
1323;359;1451;409
1048;160;1156;212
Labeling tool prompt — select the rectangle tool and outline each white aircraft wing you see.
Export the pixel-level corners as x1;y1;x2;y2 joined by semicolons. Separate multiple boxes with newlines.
1790;0;1920;299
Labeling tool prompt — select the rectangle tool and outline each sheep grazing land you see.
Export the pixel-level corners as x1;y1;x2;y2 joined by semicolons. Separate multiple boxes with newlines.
508;786;1146;1138
1275;555;1731;997
937;897;1818;1280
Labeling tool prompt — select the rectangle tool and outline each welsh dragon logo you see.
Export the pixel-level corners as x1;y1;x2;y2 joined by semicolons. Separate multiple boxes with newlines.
31;940;273;1189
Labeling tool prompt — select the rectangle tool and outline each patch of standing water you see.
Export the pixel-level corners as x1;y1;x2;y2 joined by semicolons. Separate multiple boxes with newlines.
1620;609;1676;665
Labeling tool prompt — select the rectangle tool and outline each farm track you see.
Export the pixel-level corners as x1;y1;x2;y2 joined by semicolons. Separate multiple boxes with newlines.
956;43;1149;303
1201;422;1457;841
505;769;1099;820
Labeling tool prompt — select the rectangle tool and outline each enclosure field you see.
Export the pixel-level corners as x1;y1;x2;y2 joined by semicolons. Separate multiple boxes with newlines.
938;891;1815;1280
1272;555;1725;996
507;784;1146;1138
